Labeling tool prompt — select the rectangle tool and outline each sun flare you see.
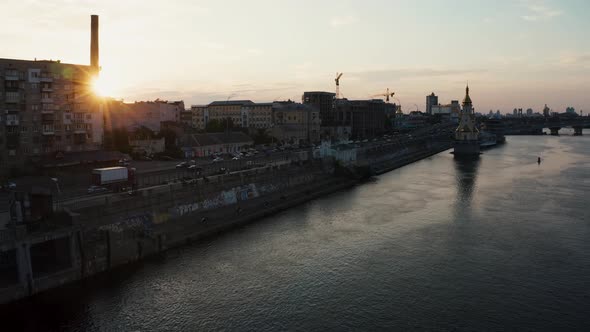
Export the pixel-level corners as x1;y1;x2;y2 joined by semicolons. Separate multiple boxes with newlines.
91;75;117;97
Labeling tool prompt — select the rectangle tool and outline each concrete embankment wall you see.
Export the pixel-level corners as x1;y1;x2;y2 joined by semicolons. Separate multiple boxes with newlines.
371;142;452;175
0;144;450;305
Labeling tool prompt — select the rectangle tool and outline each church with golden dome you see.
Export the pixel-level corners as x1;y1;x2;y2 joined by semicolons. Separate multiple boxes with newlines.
453;85;480;156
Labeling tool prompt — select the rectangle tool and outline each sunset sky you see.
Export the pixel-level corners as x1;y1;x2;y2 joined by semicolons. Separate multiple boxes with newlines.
1;0;589;113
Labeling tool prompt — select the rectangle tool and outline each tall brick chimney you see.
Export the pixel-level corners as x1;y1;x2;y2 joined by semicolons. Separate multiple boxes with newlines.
90;15;99;74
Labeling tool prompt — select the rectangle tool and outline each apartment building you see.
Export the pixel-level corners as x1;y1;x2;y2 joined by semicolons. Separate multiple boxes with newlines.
334;99;388;139
104;99;184;132
189;105;208;130
189;100;273;130
271;101;320;143
0;58;102;171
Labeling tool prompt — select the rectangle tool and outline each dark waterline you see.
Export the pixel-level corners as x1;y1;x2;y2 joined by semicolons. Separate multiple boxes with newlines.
3;131;590;331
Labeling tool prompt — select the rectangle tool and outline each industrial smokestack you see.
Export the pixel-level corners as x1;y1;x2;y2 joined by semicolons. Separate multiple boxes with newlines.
90;15;99;74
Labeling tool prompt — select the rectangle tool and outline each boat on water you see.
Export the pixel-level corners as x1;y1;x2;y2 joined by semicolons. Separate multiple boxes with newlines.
479;131;497;148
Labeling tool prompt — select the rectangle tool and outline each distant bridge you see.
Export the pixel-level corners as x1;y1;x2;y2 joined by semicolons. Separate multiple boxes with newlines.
496;116;590;136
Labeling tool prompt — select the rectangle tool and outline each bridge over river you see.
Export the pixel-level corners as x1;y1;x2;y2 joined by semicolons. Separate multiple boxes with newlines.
498;115;590;135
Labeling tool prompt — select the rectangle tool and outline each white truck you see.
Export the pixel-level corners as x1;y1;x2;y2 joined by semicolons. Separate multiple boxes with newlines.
91;167;136;192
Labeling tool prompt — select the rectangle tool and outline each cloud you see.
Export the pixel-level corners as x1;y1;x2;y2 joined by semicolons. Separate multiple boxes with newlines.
330;15;358;27
202;42;226;50
349;68;487;82
558;53;590;67
246;48;263;55
520;0;563;21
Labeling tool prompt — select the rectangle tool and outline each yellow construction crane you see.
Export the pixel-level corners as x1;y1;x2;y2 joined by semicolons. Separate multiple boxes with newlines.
335;73;343;99
371;88;395;102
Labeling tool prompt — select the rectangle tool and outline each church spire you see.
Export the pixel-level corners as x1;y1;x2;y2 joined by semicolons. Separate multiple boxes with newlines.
462;83;472;106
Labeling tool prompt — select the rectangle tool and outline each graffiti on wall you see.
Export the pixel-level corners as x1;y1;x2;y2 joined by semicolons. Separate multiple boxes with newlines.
235;183;259;201
258;183;280;195
99;213;154;234
171;183;263;217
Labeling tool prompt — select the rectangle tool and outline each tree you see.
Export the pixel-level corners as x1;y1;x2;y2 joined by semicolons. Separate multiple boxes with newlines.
104;128;131;153
132;126;156;140
252;128;275;145
156;128;178;149
206;117;235;133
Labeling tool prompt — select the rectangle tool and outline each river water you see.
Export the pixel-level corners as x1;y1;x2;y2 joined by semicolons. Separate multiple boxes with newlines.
4;131;590;331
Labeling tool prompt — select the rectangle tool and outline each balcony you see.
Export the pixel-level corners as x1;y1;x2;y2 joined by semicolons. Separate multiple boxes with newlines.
39;74;53;82
42;128;55;135
41;87;53;92
6;119;19;126
41;97;53;103
4;72;20;81
5;96;21;104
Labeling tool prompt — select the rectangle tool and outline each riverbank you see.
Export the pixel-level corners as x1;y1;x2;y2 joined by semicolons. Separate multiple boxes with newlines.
0;144;452;305
371;143;452;175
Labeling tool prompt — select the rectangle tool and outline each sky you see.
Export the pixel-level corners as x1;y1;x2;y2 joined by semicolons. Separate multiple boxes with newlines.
1;0;589;113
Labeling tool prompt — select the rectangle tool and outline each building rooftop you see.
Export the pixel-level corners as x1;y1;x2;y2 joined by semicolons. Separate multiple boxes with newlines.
0;57;90;68
209;100;255;106
40;150;130;168
10;176;61;194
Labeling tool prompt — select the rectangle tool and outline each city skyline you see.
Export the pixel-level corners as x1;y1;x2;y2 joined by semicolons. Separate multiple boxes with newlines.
1;0;589;113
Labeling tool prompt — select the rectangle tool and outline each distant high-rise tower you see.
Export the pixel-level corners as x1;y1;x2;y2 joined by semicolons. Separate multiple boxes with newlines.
426;92;438;115
543;104;550;117
90;15;99;75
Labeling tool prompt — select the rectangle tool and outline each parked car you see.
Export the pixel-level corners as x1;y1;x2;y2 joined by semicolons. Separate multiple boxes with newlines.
176;162;188;168
87;185;108;194
213;157;223;162
188;165;203;172
232;156;241;160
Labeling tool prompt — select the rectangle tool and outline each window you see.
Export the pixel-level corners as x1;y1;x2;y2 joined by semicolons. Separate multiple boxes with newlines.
31;104;39;111
86;114;91;120
30;83;39;90
64;84;71;90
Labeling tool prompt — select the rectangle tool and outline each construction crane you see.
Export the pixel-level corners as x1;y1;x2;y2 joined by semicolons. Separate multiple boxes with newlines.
335;72;343;99
370;88;395;102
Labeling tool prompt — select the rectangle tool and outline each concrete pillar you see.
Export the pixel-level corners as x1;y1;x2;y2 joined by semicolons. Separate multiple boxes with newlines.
16;243;33;295
573;126;583;136
549;127;561;136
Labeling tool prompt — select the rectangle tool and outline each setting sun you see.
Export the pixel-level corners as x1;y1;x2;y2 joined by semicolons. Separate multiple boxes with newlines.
91;74;117;97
